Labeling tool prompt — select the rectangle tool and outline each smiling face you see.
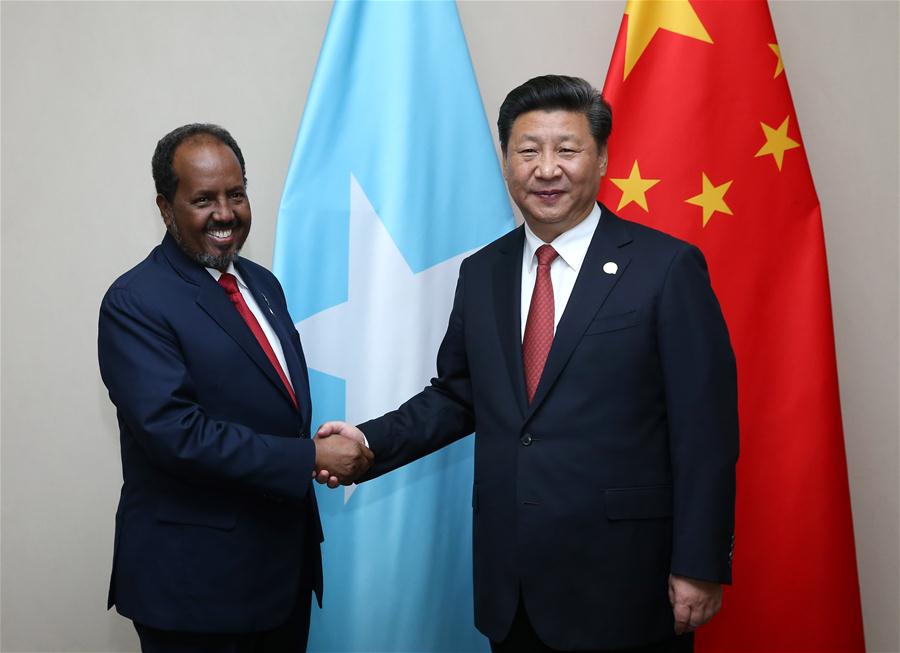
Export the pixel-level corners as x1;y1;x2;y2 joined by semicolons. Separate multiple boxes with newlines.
156;136;251;271
503;110;607;242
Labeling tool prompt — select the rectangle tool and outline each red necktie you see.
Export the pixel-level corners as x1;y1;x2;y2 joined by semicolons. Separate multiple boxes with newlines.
522;244;558;403
218;273;298;409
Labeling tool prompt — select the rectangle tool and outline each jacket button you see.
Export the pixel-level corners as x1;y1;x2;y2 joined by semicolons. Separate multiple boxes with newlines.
520;433;533;446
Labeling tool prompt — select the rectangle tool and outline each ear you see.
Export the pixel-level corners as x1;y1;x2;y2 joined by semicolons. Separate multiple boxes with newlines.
501;150;510;180
156;194;173;227
598;146;608;176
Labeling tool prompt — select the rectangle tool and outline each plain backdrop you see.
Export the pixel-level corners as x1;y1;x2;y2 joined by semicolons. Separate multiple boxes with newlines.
1;1;897;651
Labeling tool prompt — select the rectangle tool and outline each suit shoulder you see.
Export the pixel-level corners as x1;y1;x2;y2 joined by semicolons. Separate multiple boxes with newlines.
235;255;275;279
103;245;169;297
461;225;522;268
101;243;198;315
235;256;285;296
615;215;695;255
606;215;709;280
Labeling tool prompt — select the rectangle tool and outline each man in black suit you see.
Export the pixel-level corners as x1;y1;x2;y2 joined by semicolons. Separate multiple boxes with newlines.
317;76;738;652
98;124;373;652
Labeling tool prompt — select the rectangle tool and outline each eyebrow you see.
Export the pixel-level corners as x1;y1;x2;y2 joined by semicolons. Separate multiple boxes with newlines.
189;184;245;196
516;132;582;142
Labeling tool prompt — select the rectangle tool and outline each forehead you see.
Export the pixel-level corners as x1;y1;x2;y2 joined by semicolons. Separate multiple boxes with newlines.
172;137;243;188
509;110;592;141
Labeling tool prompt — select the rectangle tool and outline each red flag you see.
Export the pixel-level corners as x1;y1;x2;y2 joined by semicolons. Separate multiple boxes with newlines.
599;2;865;650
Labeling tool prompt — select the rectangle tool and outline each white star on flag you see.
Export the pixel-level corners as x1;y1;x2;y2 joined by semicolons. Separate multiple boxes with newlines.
297;174;472;503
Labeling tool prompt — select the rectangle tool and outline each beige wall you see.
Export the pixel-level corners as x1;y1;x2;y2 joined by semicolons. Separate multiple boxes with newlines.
1;1;897;651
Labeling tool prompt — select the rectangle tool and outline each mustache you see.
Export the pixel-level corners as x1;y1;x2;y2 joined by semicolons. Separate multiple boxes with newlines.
205;219;239;230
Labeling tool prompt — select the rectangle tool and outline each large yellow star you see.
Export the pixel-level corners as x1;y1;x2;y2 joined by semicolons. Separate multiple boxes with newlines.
755;116;801;170
623;0;713;80
609;161;661;212
685;173;733;227
769;43;784;78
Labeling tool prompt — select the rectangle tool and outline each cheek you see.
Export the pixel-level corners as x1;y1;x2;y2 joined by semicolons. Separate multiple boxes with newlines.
187;215;210;232
508;171;530;192
570;166;599;189
176;206;205;224
511;183;530;201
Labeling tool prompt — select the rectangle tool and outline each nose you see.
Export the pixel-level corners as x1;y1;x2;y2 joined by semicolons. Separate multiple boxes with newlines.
211;199;235;222
535;154;561;179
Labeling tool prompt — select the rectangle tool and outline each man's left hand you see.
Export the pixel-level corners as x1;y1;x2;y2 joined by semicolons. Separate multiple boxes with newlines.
668;574;722;634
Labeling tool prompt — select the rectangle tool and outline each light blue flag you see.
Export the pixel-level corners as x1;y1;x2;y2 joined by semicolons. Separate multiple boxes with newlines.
273;1;513;651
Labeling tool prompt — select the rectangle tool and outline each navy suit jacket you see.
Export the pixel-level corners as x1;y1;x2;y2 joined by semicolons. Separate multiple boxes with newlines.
360;205;738;650
98;233;323;633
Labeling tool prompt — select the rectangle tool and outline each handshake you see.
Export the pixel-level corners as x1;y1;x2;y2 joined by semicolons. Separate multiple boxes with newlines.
311;421;373;488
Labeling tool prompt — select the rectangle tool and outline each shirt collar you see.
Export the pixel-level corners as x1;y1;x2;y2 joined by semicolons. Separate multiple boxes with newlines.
206;262;248;290
523;203;602;273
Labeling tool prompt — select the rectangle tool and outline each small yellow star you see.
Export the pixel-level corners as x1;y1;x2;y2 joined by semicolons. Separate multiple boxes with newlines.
755;116;801;170
685;173;733;227
769;43;784;78
609;161;661;212
623;0;713;80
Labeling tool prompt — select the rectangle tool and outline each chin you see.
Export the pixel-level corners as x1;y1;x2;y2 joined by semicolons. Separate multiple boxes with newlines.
194;248;240;270
529;214;567;228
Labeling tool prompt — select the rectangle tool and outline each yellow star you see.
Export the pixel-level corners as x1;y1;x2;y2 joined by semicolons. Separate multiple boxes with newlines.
755;116;801;170
623;0;713;80
685;173;733;227
609;161;661;212
769;43;784;78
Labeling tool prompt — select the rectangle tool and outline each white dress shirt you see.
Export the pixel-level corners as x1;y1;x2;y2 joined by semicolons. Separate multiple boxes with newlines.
521;203;602;340
207;265;294;389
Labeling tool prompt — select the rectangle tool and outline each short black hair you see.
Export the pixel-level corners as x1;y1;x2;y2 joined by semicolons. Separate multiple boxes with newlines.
497;75;612;154
151;123;246;202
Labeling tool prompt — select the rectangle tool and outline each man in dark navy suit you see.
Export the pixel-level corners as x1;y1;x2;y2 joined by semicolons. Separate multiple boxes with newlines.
98;124;373;652
317;76;738;652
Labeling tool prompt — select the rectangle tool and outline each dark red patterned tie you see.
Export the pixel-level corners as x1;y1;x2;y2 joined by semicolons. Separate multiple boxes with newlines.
218;273;297;409
523;244;558;403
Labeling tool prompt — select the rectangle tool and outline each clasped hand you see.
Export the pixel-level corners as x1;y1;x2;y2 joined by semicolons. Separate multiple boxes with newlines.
311;421;372;487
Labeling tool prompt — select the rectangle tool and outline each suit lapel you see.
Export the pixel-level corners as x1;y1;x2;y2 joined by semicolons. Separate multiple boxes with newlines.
238;263;312;425
526;210;633;419
196;275;297;410
161;235;301;415
272;317;312;428
492;227;529;419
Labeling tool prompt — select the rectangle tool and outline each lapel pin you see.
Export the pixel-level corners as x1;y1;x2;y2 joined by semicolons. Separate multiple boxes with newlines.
261;293;276;316
603;261;618;275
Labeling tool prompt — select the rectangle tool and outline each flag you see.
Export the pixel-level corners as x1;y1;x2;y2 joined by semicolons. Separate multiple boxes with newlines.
598;1;864;650
273;1;512;650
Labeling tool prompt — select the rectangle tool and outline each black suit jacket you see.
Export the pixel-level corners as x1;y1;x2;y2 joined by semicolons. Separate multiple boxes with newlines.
98;233;323;633
360;205;738;649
